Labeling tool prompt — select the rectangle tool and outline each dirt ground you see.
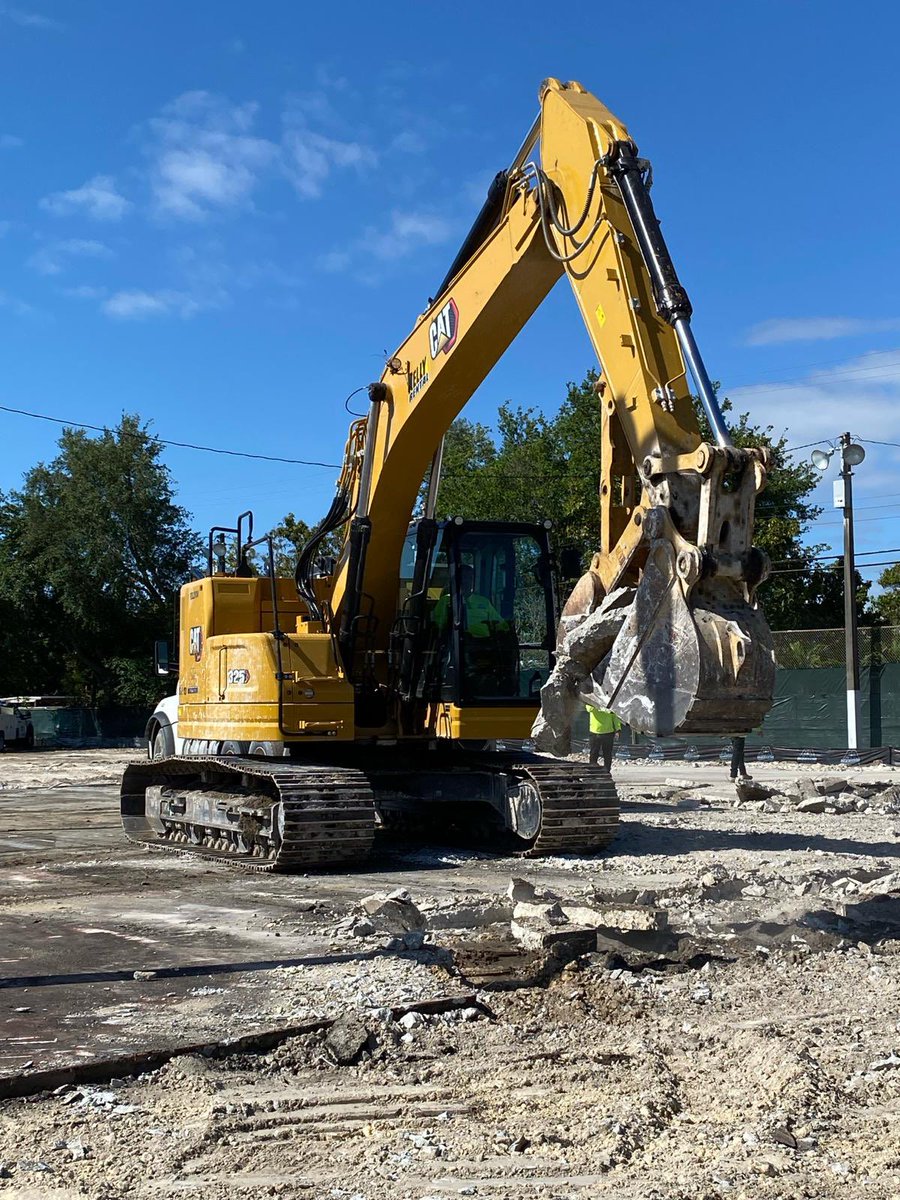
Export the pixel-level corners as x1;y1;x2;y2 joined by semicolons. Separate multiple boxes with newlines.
1;748;900;1199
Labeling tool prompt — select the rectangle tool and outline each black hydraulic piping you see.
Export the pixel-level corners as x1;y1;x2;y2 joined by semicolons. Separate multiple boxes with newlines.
431;170;509;303
606;141;732;449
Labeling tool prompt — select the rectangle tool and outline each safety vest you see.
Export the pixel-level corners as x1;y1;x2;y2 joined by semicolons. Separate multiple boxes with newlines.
586;705;622;734
434;593;508;638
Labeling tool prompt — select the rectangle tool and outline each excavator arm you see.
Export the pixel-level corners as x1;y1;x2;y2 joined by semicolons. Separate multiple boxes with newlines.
325;78;774;743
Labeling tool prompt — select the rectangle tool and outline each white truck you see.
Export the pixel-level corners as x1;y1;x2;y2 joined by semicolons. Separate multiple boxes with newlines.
0;703;35;751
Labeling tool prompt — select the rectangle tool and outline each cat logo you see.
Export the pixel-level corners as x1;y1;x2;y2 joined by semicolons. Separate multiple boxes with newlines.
428;298;459;359
189;625;203;660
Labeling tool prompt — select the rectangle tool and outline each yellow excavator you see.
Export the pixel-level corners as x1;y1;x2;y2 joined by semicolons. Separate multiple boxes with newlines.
123;79;775;870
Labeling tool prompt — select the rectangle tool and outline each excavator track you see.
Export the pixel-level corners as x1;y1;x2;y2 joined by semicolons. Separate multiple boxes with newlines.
485;753;619;856
120;750;619;871
121;757;376;872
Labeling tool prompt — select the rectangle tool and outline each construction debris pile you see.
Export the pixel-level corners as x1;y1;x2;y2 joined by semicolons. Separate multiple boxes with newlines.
730;775;900;815
2;753;900;1197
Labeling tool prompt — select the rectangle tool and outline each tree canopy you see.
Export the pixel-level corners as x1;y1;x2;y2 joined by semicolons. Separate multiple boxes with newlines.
433;371;871;631
0;415;200;705
875;563;900;626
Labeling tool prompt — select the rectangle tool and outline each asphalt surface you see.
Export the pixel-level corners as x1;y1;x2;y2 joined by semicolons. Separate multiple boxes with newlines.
2;755;898;1090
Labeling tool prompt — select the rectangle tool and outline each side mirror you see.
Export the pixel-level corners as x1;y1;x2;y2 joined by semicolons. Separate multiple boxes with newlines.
559;546;583;579
154;640;172;677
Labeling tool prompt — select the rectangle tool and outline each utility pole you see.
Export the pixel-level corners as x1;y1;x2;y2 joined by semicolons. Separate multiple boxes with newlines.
813;434;866;749
839;432;860;750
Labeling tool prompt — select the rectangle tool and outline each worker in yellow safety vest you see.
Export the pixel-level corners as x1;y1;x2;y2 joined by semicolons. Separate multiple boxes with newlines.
585;703;622;773
433;565;510;637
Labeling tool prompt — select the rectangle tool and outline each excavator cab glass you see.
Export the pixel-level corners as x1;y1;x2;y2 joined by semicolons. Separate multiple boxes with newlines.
397;520;555;707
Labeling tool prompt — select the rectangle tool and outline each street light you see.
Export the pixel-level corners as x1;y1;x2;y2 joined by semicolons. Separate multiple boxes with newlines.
811;433;867;749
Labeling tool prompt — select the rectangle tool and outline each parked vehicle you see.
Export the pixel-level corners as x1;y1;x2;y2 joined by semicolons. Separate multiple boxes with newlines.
0;704;35;751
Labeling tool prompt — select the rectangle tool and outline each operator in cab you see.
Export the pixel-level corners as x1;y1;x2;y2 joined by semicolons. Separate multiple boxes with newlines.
433;564;509;637
433;564;517;698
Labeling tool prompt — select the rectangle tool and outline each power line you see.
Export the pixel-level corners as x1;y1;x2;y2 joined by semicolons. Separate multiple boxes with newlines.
771;547;900;566
729;352;900;397
0;403;341;469
769;559;898;577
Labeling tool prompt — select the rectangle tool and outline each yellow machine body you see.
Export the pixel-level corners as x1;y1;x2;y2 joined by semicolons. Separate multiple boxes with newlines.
175;575;536;747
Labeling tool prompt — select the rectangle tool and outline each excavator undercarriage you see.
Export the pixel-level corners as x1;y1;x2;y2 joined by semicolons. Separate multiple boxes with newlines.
122;749;618;869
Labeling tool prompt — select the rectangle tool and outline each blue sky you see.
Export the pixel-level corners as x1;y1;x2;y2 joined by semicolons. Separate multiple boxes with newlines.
2;0;900;600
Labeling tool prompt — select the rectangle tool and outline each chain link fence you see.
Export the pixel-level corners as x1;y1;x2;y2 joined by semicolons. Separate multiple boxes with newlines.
773;625;900;670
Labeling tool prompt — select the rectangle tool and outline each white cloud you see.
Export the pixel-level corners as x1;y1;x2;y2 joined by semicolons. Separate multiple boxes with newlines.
27;237;111;276
142;90;376;217
0;134;23;149
102;287;223;320
282;127;376;200
0;5;62;29
61;284;107;300
0;286;37;314
40;174;130;221
745;317;900;346
320;209;454;275
0;290;36;316
366;211;454;259
146;91;278;221
728;350;900;455
390;129;427;155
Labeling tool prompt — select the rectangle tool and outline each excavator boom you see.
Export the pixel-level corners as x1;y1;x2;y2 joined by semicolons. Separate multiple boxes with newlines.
330;78;774;745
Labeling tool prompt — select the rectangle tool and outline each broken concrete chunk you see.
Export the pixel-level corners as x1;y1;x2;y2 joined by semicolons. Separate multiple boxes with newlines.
427;900;513;930
392;930;425;951
359;889;426;934
569;903;668;932
512;899;568;925
507;877;537;903
324;1015;372;1066
860;871;900;896
877;785;900;812
797;796;827;814
398;1011;426;1031
815;777;851;796
350;918;377;937
741;883;768;898
734;779;776;804
699;864;729;886
510;918;597;956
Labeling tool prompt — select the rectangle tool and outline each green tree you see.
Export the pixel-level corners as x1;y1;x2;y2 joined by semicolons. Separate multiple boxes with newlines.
271;511;344;578
431;370;870;631
875;563;900;625
0;415;200;705
434;375;601;561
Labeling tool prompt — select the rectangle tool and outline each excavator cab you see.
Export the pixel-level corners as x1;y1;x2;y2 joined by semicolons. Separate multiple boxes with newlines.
393;520;555;716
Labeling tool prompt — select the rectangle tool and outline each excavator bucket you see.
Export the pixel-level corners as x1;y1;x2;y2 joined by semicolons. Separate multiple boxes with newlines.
588;542;775;736
532;487;776;751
